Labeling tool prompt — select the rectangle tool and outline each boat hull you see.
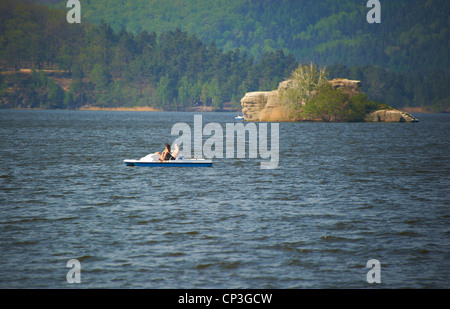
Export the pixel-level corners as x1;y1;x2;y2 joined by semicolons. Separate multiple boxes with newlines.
124;159;213;167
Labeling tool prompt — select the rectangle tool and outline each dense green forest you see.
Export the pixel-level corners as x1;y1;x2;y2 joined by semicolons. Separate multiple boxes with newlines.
326;63;449;112
40;0;449;73
1;0;449;111
0;0;297;109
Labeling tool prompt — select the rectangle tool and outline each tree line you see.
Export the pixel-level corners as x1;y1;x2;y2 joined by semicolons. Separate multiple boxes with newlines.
41;0;450;74
327;64;450;112
0;1;297;110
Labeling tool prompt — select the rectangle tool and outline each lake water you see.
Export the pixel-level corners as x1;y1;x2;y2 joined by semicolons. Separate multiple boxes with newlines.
0;110;448;288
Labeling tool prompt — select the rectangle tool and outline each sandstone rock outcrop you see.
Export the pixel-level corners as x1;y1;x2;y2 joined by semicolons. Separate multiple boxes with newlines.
240;91;271;121
328;78;362;95
364;109;418;122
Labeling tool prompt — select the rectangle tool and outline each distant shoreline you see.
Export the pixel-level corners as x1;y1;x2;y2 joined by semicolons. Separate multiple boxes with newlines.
399;107;449;114
6;106;446;114
6;107;239;112
78;105;239;112
78;106;162;112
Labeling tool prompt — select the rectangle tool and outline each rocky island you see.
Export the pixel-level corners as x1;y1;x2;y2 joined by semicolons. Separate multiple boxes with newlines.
241;64;418;123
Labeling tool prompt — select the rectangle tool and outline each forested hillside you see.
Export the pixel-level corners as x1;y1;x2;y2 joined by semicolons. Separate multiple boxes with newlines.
1;0;449;111
41;0;449;74
0;0;296;110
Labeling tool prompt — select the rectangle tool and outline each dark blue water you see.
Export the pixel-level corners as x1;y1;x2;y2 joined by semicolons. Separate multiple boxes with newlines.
0;110;448;288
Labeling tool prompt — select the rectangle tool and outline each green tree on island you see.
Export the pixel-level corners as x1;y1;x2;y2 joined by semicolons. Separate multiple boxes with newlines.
280;63;328;117
280;63;391;122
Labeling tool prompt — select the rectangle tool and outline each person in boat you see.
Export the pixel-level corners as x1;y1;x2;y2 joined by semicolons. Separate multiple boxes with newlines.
157;144;175;161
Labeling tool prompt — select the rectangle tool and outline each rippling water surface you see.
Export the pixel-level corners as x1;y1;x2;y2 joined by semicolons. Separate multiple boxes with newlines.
0;110;448;288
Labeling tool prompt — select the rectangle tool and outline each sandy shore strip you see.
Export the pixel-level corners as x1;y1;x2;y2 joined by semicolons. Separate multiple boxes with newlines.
79;106;162;112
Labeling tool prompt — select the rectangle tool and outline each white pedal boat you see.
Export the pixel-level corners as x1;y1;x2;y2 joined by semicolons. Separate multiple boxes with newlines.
124;153;212;167
124;158;212;167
